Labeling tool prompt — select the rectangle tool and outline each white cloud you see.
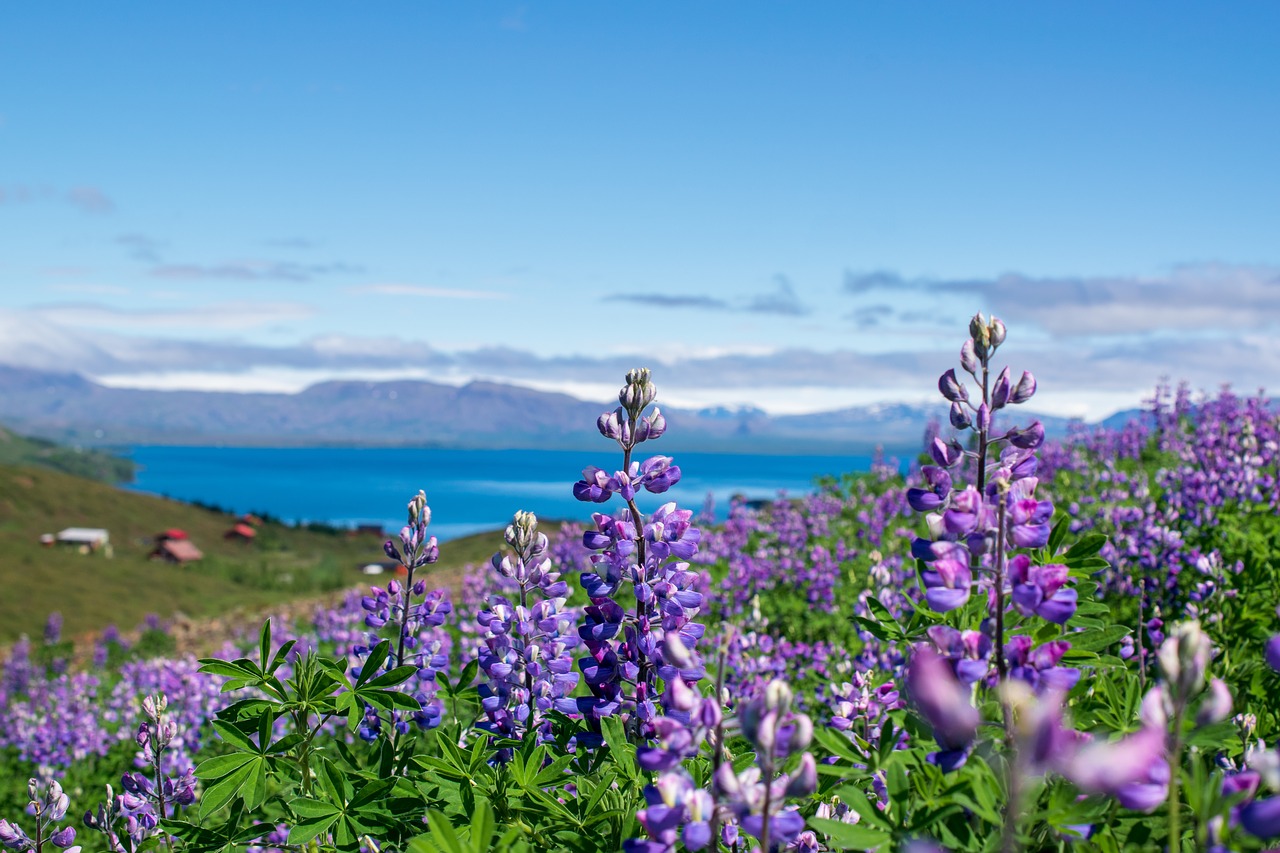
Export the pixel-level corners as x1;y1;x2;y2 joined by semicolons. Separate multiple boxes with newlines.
351;283;507;299
846;262;1280;337
27;301;316;331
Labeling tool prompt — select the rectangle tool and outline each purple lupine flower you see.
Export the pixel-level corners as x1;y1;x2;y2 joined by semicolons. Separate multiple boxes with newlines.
1265;635;1280;673
906;645;978;771
476;512;580;751
569;369;707;738
1003;636;1080;693
907;466;952;513
927;625;991;685
624;772;718;853
921;541;973;613
1007;556;1077;624
8;779;83;853
357;492;453;740
1062;725;1169;811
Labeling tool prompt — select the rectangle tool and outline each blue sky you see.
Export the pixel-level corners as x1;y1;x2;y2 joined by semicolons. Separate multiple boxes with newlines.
2;3;1278;418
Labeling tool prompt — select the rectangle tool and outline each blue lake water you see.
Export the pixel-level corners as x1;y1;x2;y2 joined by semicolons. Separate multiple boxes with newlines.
122;446;874;541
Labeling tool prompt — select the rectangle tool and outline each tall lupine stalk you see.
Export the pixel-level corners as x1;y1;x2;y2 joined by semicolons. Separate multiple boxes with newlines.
714;680;817;852
359;491;453;747
476;511;581;752
0;779;80;853
82;694;196;853
566;369;706;741
906;315;1077;849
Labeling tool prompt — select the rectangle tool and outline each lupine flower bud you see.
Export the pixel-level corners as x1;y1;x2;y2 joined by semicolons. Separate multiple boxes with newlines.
949;402;971;430
142;694;167;721
937;369;967;403
960;339;979;374
407;490;429;526
663;633;694;669
1158;621;1212;707
975;403;991;433
989;317;1006;347
765;679;793;714
646;408;667;439
50;827;76;848
1008;421;1045;450
785;753;818;798
0;820;29;850
620;368;658;413
991;366;1011;409
929;437;962;468
45;782;69;822
504;511;539;553
969;312;986;341
1196;678;1233;727
1010;370;1037;404
1140;685;1168;729
598;408;624;440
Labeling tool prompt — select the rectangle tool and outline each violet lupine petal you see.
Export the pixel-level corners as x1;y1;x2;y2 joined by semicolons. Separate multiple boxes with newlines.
1241;796;1280;839
1266;635;1280;673
906;645;979;756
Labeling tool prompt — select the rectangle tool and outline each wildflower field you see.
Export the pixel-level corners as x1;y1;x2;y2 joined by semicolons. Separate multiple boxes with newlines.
4;316;1280;853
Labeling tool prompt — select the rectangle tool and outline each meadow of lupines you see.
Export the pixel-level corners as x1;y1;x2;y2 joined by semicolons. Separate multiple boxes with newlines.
3;319;1280;852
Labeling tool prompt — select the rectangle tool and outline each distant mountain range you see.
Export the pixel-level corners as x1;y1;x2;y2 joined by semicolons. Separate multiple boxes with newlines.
0;364;1142;455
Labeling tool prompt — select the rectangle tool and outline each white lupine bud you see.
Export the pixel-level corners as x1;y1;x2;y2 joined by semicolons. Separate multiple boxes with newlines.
765;679;793;714
989;317;1007;347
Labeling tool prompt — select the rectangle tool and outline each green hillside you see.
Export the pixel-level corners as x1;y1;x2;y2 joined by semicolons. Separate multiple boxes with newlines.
0;463;497;644
0;426;135;483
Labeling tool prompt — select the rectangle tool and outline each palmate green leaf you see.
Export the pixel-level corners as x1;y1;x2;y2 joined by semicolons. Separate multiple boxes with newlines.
468;800;496;853
211;719;259;752
216;697;283;722
288;814;341;847
422;810;467;853
359;640;393;686
809;818;890;850
363;663;420;690
1065;533;1108;561
1047;513;1070;556
199;759;261;819
292;798;343;819
832;786;893;830
240;760;269;812
349;777;400;811
196;752;256;781
1069;624;1130;652
197;659;260;680
259;619;272;674
532;753;576;788
318;757;354;805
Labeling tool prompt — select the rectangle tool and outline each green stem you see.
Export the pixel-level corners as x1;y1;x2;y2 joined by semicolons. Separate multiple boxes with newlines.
1168;711;1184;853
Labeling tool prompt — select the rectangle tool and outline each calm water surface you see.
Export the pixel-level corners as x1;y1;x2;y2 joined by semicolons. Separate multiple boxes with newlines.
123;446;873;541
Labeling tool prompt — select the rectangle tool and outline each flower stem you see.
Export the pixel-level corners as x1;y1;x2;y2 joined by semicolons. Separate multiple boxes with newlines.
1168;711;1184;853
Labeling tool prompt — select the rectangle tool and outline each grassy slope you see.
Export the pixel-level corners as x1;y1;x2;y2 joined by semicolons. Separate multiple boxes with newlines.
0;426;135;483
0;463;502;644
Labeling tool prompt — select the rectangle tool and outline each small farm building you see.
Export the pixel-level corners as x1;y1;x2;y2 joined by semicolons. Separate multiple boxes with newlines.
56;528;110;548
225;523;257;541
152;539;204;563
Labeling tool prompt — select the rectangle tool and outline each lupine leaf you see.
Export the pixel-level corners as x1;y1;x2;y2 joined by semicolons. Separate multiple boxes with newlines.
808;818;890;849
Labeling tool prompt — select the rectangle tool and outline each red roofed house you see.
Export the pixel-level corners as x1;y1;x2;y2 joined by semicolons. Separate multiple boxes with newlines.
225;523;257;542
151;538;204;563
